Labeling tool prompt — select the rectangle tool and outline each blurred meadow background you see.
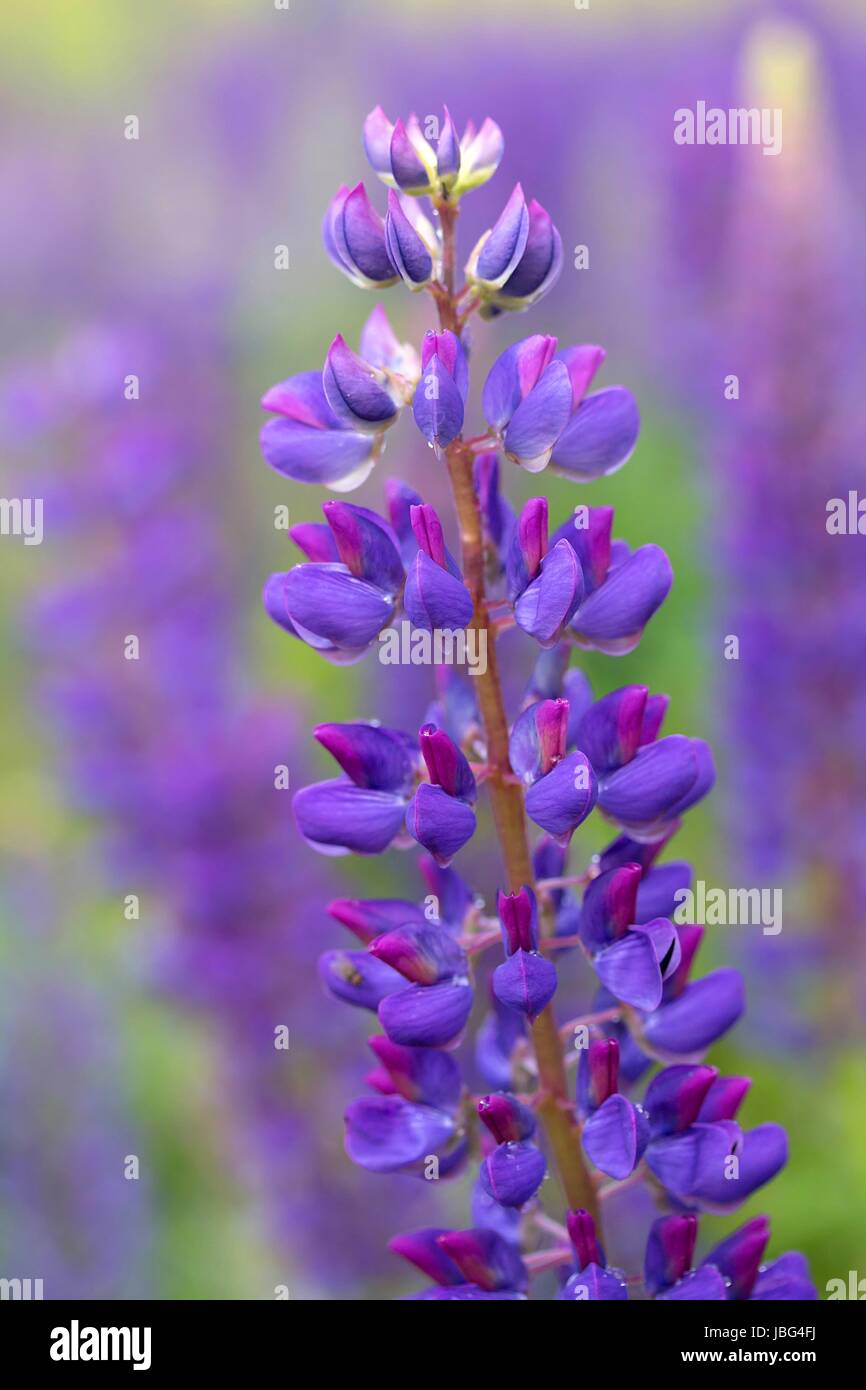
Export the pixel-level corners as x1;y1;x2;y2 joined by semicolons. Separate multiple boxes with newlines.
1;0;865;1299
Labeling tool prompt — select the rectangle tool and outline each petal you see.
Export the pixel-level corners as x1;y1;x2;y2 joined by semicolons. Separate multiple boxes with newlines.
550;386;640;481
389;1228;465;1286
594;931;664;1011
386;189;434;287
497;885;540;954
750;1252;818;1301
635;861;692;923
492;949;557;1020
323;333;398;432
368;1037;463;1110
525;750;597;844
363;105;396;181
644;1063;718;1137
550;505;613;595
370;922;468;986
697;1075;752;1124
577;686;648;774
508;699;569;785
282;565;392;652
656;1266;728;1300
503;360;573;471
572;544;673;654
456;116;504;192
314;721;415;790
328;896;425;943
359;304;420;380
475;183;530;288
339;182;398;284
404;550;473;631
599;736;702;828
379;979;474;1048
556;345;607;409
578;863;642;952
496;199;562;302
406;783;476;865
390;116;435;193
436;106;461;184
689;1123;788;1211
480;1141;546;1207
514;539;583;646
566;1209;604;1271
482;335;558;432
261;369;339;427
577;1037;620;1115
642;969;745;1058
477;1092;537;1144
436;1228;528;1293
413;353;465;447
560;1264;629;1301
260;415;375;490
667;739;716;816
644;1214;698;1294
702;1215;770;1300
322;499;404;592
288;521;340;563
318;949;405;1010
419;724;477;802
344;1096;455;1172
293;779;406;854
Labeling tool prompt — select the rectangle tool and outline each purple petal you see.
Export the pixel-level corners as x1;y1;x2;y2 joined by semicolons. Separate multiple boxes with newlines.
406;783;476;866
514;538;583;646
577;1037;620;1115
436;106;461;184
314;721;415;791
419;724;477;802
492;949;557;1020
698;1075;752;1124
404;550;473;631
497;885;539;955
578;863;642;952
294;779;407;855
327;896;425;944
635;861;692;923
323;334;398;432
359;304;418;379
339;182;398;284
750;1252;818;1301
550;504;613;595
476;183;530;287
370;922;468;985
281;565;392;653
379;979;473;1048
480;1141;546;1207
644;1214;698;1294
689;1123;788;1210
509;699;568;785
556;345;607;409
319;949;405;1010
386;189;434;287
504;360;573;472
572;544;673;654
322;499;404;592
261;369;339;427
577;685;648;774
645;1064;718;1137
458;117;504;191
390;117;434;192
289;521;340;563
477;1092;537;1144
413;353;465;447
656;1266;728;1300
482;335;558;432
368;1037;462;1110
702;1215;770;1300
345;1095;455;1172
643;969;745;1058
560;1264;629;1301
550;386;640;480
599;736;702;829
594;931;663;1011
436;1228;528;1293
496;199;562;303
363;106;396;180
667;739;716;816
389;1228;464;1286
260;415;375;490
525;750;597;844
566;1209;604;1271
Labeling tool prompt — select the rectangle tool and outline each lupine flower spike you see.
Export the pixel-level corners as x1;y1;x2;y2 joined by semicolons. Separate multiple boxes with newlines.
260;105;816;1301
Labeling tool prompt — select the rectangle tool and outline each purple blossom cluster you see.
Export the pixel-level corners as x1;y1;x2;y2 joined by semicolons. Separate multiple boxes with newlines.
263;107;816;1299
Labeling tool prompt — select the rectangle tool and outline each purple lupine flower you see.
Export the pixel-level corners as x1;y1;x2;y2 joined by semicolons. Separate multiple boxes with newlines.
482;333;639;477
262;101;813;1303
466;184;563;315
385;190;440;289
323;181;399;289
412;329;469;448
364;106;503;199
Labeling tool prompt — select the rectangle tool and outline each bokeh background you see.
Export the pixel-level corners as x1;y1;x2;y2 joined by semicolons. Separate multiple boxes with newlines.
1;0;864;1300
